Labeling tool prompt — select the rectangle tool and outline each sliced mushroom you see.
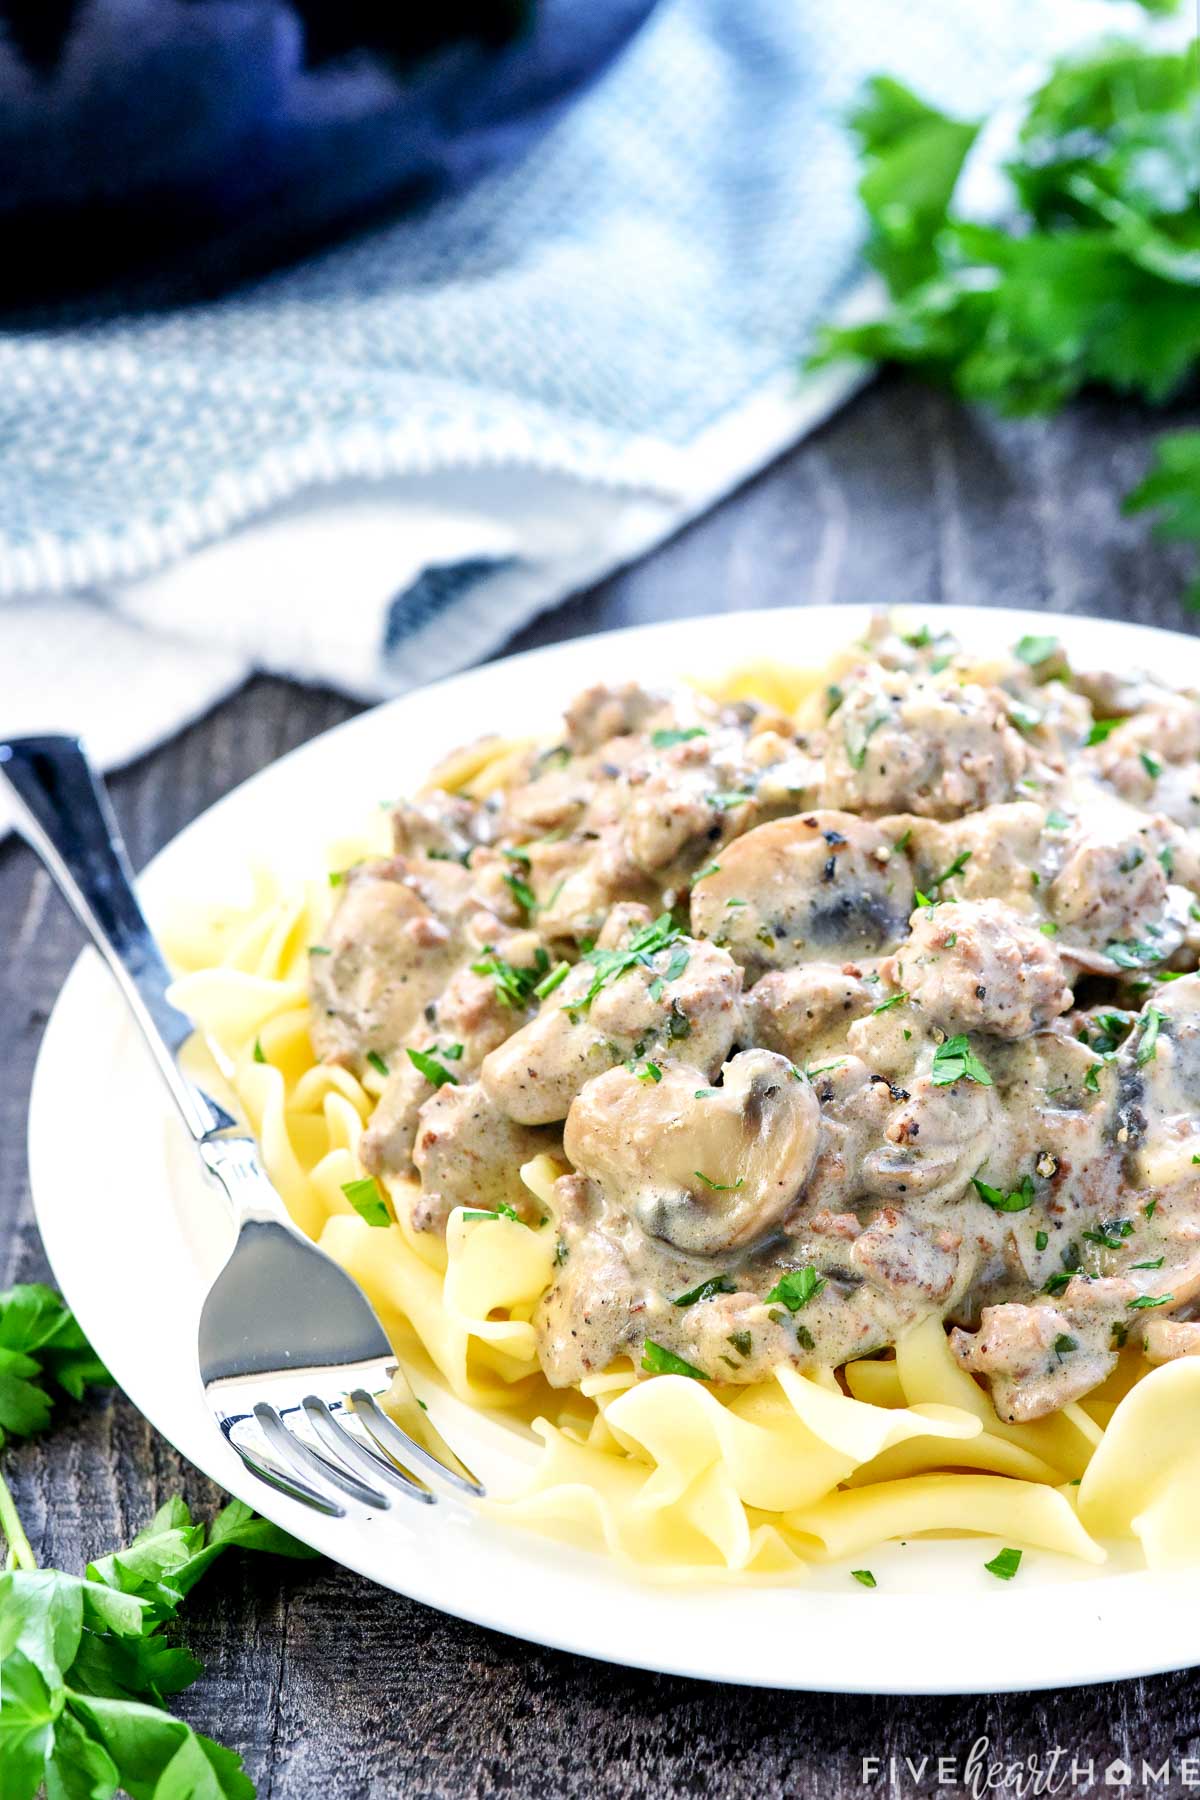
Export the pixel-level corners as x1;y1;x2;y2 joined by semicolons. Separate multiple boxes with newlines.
563;1049;820;1255
690;811;914;978
309;859;469;1061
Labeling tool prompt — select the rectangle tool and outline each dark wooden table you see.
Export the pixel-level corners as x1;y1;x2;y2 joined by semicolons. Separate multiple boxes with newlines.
5;374;1200;1797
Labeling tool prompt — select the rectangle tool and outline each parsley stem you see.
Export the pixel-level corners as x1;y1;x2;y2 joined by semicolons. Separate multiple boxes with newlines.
0;1464;37;1571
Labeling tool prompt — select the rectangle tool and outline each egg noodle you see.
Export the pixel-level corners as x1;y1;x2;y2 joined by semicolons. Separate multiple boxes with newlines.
161;658;1200;1582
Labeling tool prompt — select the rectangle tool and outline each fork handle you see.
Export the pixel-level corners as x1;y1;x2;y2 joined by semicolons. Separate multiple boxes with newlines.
1;734;235;1142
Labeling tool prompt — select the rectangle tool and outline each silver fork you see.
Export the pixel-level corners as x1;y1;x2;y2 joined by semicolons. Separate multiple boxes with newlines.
1;734;483;1518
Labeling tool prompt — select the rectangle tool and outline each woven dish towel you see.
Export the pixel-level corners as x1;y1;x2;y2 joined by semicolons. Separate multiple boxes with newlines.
0;0;1132;804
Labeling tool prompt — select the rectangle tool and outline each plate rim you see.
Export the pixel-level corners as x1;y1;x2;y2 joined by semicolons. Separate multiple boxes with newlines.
27;600;1200;1695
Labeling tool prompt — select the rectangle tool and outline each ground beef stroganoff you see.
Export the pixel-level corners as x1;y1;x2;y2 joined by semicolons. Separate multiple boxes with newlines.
308;617;1200;1426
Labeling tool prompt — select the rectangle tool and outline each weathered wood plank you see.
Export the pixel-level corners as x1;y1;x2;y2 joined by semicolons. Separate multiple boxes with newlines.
4;375;1200;1797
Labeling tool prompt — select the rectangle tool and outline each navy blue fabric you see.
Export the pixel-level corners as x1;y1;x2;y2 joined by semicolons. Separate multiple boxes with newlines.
0;0;657;298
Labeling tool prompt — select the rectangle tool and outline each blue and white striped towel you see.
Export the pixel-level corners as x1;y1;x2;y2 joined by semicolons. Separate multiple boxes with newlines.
0;0;1129;797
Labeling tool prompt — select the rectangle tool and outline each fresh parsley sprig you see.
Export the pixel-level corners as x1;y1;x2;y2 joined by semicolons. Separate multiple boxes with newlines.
930;1034;993;1087
813;33;1200;601
0;1286;317;1799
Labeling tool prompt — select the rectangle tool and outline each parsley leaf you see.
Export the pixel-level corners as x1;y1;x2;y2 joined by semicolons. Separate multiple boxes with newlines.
0;1293;316;1800
673;1276;736;1308
1087;717;1122;745
930;1034;993;1087
576;914;685;1012
984;1547;1022;1581
472;945;551;1008
640;1342;708;1380
652;727;707;748
1014;634;1059;666
851;1569;877;1589
929;850;971;892
406;1045;461;1089
341;1176;392;1227
0;1285;111;1446
693;1171;744;1193
813;42;1200;602
1135;1007;1167;1066
972;1172;1036;1213
765;1266;826;1311
1105;939;1164;970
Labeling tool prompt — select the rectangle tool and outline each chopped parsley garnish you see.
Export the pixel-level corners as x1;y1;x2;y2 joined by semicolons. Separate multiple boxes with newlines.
502;845;531;867
1105;940;1164;970
533;960;570;1000
972;1173;1035;1213
406;1045;461;1088
1146;1199;1159;1218
1089;1009;1135;1054
308;944;331;955
872;991;908;1014
694;1087;716;1098
930;849;971;891
1043;1272;1072;1296
366;1049;389;1078
641;1341;708;1380
1131;1257;1165;1271
473;945;551;1007
984;1548;1022;1581
727;1330;753;1358
845;710;889;771
930;1034;993;1087
1083;1219;1134;1252
1128;1293;1174;1310
462;1203;521;1222
1007;700;1041;734
892;827;912;852
693;861;722;881
341;1176;391;1227
765;1266;826;1311
634;1061;663;1083
652;726;708;748
1044;810;1070;832
1087;718;1121;746
1160;845;1176;876
805;1059;847;1079
1141;750;1163;779
328;868;346;886
851;1569;877;1589
1135;1008;1167;1066
1053;1334;1077;1358
503;869;539;918
1035;1230;1049;1251
694;1171;744;1193
575;913;686;1011
709;789;756;811
1039;920;1059;937
252;1037;266;1064
531;745;571;775
674;1275;736;1307
1014;634;1058;667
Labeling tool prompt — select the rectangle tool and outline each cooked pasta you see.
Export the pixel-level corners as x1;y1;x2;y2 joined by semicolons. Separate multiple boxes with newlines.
164;616;1200;1580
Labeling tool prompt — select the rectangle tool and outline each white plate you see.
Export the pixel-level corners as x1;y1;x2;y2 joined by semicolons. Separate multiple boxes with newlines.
29;603;1200;1694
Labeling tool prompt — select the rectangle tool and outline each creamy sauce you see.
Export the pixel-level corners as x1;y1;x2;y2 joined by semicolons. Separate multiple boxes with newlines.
309;619;1200;1421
